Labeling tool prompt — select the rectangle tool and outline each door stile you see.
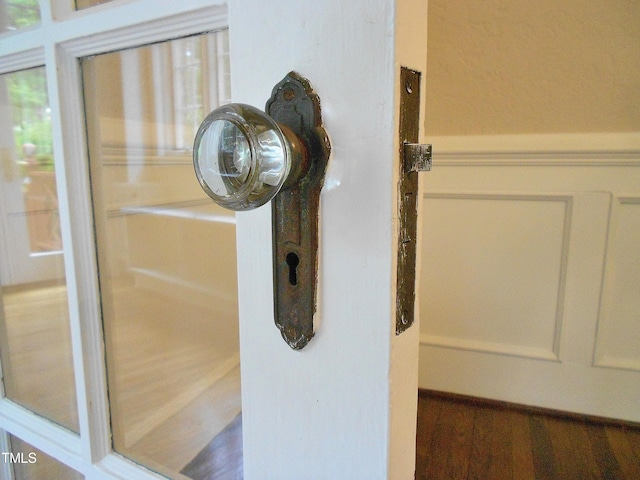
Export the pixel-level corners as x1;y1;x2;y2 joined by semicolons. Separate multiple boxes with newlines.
230;0;426;478
49;43;111;464
389;1;428;477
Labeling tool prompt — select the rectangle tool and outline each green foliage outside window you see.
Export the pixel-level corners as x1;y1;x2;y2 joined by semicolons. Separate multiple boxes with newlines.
7;68;54;169
4;0;41;29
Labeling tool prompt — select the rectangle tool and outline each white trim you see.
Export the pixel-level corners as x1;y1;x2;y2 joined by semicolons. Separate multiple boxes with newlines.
49;0;74;21
51;45;112;464
117;203;235;223
94;453;171;480
420;334;560;362
0;48;45;75
428;132;640;166
122;354;239;446
131;267;236;312
594;356;640;373
0;1;227;59
0;399;84;472
0;428;15;480
61;3;226;58
420;191;574;364
592;194;640;374
98;147;193;165
0;28;44;59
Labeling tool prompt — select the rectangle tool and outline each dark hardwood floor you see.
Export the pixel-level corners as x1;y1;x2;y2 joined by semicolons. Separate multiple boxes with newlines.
181;413;243;480
182;391;640;480
416;390;640;480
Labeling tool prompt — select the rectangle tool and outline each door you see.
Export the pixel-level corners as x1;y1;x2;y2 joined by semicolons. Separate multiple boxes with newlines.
0;66;64;286
0;1;428;479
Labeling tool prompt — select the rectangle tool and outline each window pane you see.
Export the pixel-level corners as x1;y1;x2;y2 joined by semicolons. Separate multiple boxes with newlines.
0;68;79;433
75;0;115;10
82;30;240;478
8;434;84;480
0;0;41;34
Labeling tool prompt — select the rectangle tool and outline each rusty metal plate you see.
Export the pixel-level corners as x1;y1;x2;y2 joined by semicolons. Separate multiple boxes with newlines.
396;67;422;335
266;72;330;349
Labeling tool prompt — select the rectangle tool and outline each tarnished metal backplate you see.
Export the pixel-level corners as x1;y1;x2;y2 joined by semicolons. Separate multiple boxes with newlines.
266;72;330;349
396;67;421;335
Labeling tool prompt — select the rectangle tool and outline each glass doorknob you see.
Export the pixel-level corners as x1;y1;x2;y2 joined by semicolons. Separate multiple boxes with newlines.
193;103;306;211
192;72;330;350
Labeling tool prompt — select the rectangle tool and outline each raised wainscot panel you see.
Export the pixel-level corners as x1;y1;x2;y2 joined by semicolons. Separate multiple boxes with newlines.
594;195;640;372
419;193;572;361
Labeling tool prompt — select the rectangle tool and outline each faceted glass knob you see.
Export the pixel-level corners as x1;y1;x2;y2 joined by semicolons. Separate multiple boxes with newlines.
193;103;292;211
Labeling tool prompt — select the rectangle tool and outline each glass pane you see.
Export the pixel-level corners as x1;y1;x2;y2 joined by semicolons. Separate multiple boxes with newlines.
0;68;79;433
8;434;84;480
0;0;41;34
75;0;115;10
82;30;239;479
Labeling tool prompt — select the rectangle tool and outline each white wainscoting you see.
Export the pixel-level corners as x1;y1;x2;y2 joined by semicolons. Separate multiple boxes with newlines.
98;148;238;315
417;133;640;422
594;195;640;373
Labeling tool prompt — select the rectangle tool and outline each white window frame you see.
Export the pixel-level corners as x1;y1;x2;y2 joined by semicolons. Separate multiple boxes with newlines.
0;1;228;478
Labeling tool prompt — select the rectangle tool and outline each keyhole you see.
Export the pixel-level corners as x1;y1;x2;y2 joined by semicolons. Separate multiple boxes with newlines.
286;252;299;286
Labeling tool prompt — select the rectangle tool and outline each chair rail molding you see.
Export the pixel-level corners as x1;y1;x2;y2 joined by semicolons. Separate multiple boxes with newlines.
428;132;640;166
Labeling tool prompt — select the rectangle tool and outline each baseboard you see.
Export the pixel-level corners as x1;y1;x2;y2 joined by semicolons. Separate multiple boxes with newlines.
124;353;240;447
419;388;640;430
131;267;236;313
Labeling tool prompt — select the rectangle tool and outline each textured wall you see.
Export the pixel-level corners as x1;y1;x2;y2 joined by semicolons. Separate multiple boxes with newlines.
425;0;640;135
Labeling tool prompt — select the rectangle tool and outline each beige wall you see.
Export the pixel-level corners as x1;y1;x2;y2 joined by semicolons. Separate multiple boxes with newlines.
425;0;640;135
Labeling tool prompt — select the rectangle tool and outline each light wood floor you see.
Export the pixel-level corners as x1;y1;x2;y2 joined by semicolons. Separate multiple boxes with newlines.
0;283;79;433
1;282;242;480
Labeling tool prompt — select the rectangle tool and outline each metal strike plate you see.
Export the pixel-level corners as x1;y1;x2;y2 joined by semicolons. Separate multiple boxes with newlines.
404;143;432;173
396;67;431;335
266;72;330;349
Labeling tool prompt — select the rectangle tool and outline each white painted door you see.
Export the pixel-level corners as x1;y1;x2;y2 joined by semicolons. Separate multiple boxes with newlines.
231;1;427;479
0;1;428;479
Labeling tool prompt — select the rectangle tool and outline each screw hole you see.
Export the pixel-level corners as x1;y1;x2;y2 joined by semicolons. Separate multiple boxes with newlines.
283;87;295;101
405;80;413;94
